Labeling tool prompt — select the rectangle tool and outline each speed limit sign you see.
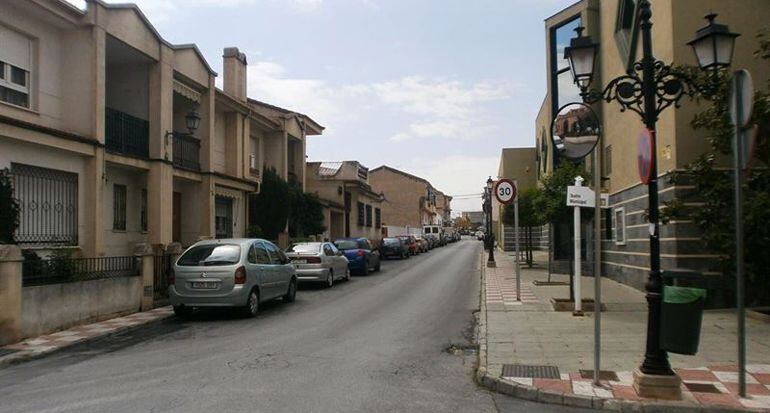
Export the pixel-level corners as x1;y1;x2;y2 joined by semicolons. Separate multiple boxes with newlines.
494;179;517;204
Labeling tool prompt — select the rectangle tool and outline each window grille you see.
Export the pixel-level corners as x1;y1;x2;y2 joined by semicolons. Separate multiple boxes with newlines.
11;163;78;245
365;204;373;227
375;208;382;229
357;202;365;226
141;188;148;232
113;184;127;230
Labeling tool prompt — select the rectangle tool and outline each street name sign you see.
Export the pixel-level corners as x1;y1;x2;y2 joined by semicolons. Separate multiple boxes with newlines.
566;186;608;208
494;179;517;204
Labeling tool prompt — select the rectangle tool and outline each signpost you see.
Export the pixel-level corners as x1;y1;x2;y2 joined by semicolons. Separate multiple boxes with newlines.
568;177;585;316
730;69;753;398
494;179;520;301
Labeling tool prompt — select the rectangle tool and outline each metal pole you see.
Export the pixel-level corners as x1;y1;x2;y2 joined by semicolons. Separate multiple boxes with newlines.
594;141;602;386
638;0;673;376
573;176;583;315
514;181;521;301
733;71;746;398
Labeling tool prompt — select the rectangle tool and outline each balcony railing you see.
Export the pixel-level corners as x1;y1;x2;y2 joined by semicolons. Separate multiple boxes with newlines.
105;107;149;158
172;133;201;171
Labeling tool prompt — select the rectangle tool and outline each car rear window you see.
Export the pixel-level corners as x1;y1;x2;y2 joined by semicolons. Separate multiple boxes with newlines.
177;244;241;266
334;240;358;250
288;243;321;253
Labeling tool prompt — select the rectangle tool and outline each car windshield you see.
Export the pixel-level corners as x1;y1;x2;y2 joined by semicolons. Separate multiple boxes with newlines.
288;243;321;253
334;240;358;250
177;244;241;266
383;238;400;245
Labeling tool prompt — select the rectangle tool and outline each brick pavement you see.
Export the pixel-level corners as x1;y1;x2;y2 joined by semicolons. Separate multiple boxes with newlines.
480;249;770;411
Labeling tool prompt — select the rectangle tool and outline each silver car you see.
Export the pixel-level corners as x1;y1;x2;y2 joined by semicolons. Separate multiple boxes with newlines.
286;242;350;287
170;238;297;318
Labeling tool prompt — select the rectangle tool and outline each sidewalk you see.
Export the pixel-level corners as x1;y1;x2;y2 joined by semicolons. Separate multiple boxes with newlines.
477;249;770;412
0;306;173;369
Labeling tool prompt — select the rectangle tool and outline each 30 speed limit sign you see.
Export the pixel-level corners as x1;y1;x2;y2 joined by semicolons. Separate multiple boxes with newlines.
494;179;517;204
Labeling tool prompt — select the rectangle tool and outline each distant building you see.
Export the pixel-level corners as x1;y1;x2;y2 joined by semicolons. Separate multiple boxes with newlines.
462;211;485;229
369;165;449;229
305;161;383;242
492;147;538;251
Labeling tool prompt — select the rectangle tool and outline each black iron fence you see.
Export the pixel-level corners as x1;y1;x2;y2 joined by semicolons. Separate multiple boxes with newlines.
22;255;139;287
153;253;172;301
105;107;150;158
172;134;201;171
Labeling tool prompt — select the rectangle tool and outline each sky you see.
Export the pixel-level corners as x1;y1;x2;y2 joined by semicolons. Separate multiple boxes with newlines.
67;0;577;215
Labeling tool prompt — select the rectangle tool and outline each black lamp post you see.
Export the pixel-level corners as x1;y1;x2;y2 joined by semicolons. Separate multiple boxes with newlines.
484;177;495;267
564;0;737;379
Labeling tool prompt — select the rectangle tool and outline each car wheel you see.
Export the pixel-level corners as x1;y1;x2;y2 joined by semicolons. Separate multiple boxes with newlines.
326;270;334;288
345;267;351;281
173;305;193;320
283;278;297;303
361;260;369;276
242;288;259;318
374;259;381;272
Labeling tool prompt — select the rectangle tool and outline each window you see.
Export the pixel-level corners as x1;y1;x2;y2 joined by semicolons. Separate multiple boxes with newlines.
177;244;241;266
614;207;626;245
357;202;365;226
140;189;148;232
11;163;78;246
251;243;271;265
215;196;233;238
264;242;285;265
551;17;582;113
615;0;639;67
375;208;381;229
365;204;373;227
0;26;32;108
113;184;127;230
323;244;335;257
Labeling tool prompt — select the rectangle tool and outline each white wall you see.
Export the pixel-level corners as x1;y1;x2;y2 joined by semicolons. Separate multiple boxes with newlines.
102;165;149;256
0;139;87;250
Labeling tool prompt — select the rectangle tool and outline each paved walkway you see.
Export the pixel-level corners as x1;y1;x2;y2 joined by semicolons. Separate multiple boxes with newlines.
0;306;173;368
480;249;770;411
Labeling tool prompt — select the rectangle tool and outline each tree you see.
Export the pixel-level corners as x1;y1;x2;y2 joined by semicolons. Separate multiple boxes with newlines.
666;30;770;306
249;168;291;240
502;187;545;267
288;182;326;238
0;168;19;244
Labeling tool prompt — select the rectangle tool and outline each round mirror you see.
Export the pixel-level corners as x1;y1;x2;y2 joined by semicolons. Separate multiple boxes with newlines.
550;102;601;161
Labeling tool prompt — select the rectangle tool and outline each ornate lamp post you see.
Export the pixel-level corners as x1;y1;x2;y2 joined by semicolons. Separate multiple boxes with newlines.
563;0;738;396
484;176;496;267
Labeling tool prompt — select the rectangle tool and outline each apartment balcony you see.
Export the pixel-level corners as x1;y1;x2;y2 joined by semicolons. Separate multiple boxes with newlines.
172;133;201;171
105;107;149;158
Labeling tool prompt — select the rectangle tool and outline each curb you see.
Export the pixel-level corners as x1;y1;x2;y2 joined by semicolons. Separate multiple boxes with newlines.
473;249;765;413
0;310;175;370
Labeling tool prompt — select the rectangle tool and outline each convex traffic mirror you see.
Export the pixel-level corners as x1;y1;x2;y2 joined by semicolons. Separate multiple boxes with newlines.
550;102;601;161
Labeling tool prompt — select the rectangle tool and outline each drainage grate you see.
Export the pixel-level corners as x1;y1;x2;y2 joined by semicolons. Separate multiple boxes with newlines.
579;370;619;381
501;364;560;379
684;382;723;394
0;348;19;357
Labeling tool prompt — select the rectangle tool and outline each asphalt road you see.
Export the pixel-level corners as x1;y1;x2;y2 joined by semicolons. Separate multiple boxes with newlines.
0;239;596;413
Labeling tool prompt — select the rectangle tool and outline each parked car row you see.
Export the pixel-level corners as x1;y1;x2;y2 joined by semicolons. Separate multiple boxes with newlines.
169;236;387;319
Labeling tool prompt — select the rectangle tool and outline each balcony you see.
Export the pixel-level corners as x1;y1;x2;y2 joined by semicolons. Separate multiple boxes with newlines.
105;107;149;158
172;133;201;171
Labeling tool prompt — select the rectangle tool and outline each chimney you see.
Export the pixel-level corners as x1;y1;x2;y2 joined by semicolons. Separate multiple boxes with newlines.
223;47;247;101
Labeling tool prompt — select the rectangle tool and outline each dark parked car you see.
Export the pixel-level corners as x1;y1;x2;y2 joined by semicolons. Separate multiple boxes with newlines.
334;237;381;275
396;235;419;256
380;237;409;259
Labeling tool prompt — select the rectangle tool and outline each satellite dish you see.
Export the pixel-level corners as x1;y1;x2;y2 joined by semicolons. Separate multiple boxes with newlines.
551;102;601;161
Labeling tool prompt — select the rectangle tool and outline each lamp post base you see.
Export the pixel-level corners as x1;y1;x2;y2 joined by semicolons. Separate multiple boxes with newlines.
486;260;496;268
632;369;682;400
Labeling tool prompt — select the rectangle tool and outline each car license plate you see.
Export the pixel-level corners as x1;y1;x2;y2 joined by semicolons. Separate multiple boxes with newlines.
191;281;219;289
293;259;307;264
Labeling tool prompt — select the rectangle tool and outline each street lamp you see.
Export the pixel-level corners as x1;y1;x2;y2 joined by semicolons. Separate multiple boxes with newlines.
485;176;496;267
564;0;736;395
185;106;202;134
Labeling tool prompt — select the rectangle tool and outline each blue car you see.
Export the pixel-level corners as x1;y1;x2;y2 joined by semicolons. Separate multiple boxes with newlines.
333;237;381;275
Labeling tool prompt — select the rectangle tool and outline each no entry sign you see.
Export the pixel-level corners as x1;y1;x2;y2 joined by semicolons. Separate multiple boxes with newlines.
638;129;654;185
494;179;517;204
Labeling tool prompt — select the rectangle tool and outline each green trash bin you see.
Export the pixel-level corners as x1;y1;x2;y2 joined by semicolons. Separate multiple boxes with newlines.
660;285;707;355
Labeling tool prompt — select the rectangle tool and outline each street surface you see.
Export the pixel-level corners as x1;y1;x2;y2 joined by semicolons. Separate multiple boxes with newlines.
0;240;594;413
